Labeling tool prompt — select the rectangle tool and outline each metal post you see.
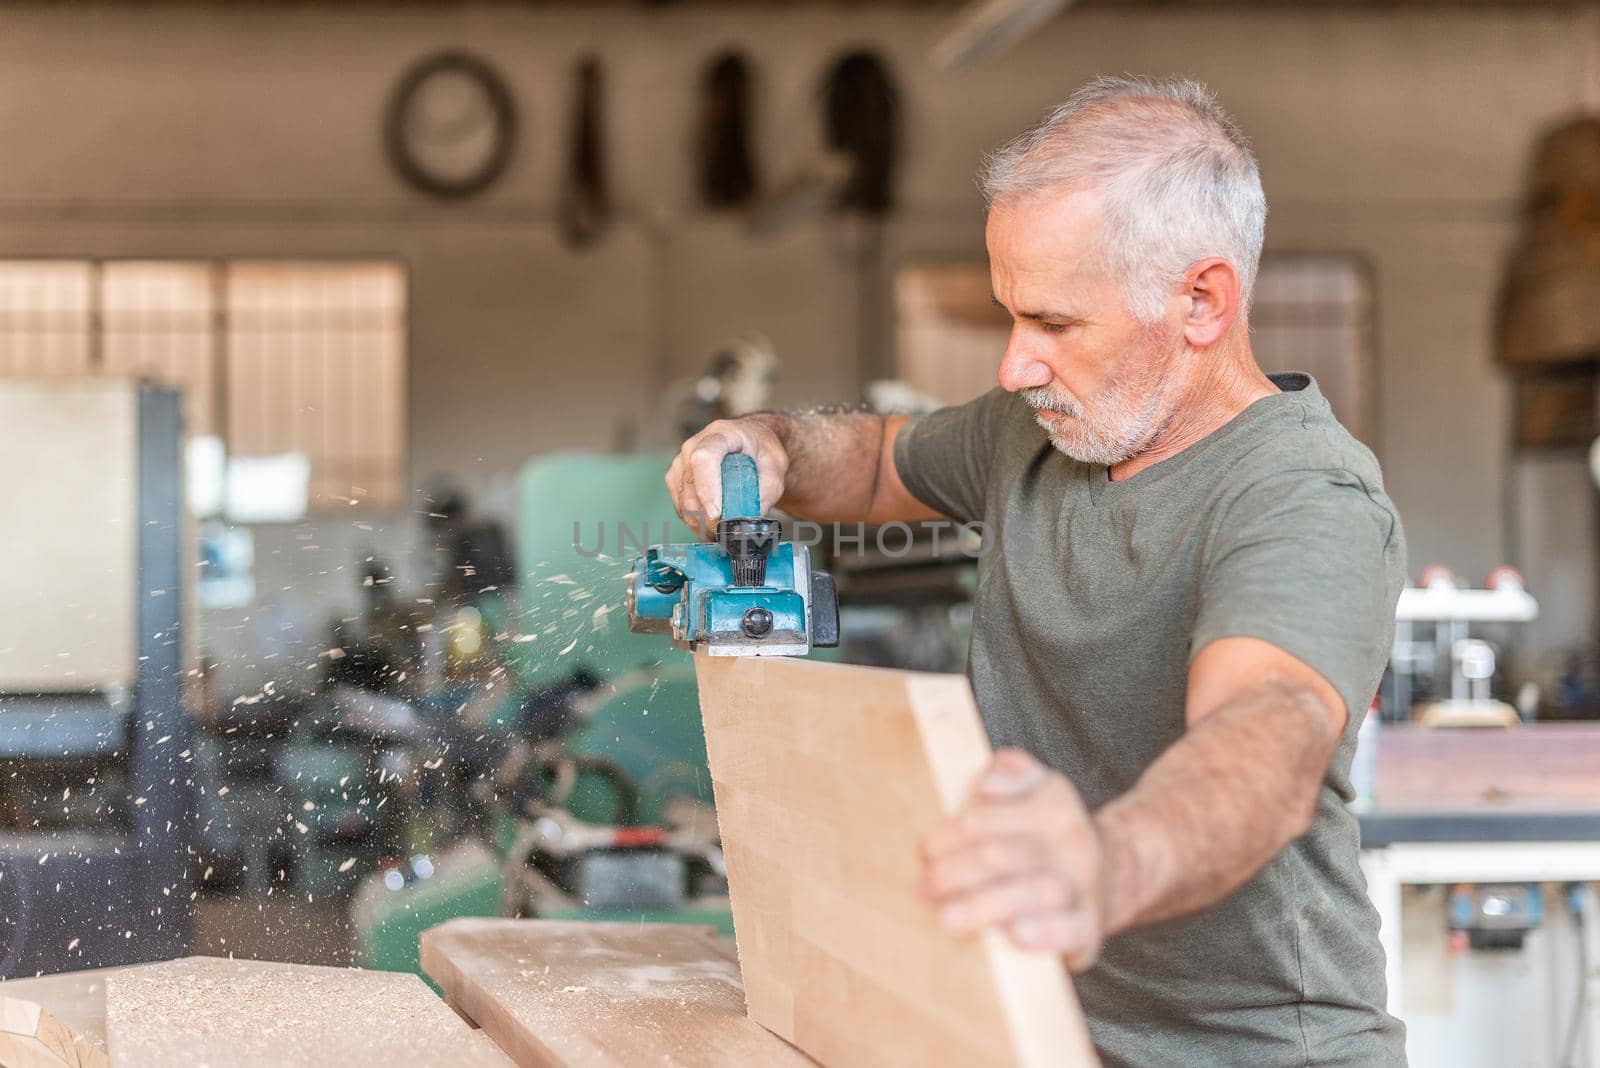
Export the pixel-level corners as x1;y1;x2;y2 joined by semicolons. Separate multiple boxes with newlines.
1582;882;1600;1068
1360;847;1405;1016
133;384;194;960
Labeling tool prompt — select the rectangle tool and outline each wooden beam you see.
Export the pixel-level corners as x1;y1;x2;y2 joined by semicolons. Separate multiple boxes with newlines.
103;956;510;1066
421;918;814;1066
694;652;1097;1068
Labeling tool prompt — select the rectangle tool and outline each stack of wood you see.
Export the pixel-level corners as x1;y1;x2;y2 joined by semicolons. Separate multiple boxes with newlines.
1498;116;1600;447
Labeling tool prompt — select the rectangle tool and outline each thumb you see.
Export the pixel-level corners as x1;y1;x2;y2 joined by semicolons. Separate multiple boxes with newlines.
978;748;1047;801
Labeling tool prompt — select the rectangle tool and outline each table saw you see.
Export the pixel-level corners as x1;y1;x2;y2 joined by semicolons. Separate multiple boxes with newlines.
1360;722;1600;1067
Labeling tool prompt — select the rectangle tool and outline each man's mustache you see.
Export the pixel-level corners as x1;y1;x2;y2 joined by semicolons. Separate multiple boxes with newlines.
1023;386;1083;418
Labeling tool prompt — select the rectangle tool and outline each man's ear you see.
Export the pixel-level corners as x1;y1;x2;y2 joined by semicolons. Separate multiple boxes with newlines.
1182;258;1241;348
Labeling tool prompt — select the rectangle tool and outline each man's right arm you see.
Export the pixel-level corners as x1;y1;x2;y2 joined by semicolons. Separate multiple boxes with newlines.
665;410;938;536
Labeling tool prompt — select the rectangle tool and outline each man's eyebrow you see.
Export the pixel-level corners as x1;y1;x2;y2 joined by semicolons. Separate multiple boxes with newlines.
991;295;1081;323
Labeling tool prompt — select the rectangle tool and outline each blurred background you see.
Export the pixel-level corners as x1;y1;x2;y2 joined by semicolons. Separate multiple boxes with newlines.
1;2;1600;1065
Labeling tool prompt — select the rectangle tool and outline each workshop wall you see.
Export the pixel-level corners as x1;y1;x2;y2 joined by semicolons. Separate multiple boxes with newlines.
0;3;1593;690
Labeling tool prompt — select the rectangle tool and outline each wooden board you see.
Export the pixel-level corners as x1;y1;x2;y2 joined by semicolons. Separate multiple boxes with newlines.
103;956;511;1067
1;995;107;1068
693;653;1096;1068
421;918;813;1067
0;968;117;1049
1376;723;1600;808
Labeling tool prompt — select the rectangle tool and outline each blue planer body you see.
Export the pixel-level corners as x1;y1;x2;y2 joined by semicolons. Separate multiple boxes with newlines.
627;454;839;656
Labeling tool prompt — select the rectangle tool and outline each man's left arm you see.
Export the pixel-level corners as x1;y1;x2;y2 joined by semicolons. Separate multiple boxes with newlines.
922;469;1400;970
921;637;1343;970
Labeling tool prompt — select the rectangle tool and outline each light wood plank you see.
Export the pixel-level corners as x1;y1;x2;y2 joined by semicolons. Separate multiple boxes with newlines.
421;917;813;1067
0;995;107;1068
0;968;115;1049
104;956;509;1067
694;653;1097;1068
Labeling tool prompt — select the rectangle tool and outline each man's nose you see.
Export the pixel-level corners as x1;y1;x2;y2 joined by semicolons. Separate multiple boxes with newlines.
998;336;1054;393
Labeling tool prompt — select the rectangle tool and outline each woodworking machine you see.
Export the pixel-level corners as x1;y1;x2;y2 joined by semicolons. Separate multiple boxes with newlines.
627;454;839;656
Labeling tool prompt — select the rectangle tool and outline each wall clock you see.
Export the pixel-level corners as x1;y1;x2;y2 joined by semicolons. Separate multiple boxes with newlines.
385;51;517;200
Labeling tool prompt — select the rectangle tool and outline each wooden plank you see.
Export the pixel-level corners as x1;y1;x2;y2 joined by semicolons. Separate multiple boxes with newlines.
0;995;107;1068
104;956;510;1067
0;967;117;1049
1375;723;1600;809
693;653;1096;1068
420;917;812;1067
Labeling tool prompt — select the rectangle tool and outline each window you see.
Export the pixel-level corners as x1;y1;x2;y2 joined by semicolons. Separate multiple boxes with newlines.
0;261;93;377
101;261;220;434
893;263;1011;409
225;264;407;507
0;259;407;509
1251;254;1375;443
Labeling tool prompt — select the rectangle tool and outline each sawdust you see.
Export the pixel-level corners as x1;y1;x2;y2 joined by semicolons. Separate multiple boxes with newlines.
104;957;505;1067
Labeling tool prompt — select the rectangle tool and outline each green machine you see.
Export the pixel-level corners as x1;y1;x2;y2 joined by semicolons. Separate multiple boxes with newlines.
507;450;723;825
358;451;748;972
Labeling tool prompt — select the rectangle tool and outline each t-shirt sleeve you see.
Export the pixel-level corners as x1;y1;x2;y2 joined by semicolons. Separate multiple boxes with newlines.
891;388;1009;525
1192;468;1405;720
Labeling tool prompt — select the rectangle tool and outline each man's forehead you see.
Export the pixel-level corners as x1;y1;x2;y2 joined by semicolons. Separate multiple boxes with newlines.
987;190;1105;282
988;187;1104;242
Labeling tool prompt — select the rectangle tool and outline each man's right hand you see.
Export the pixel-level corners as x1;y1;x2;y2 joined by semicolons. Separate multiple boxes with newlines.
665;417;789;539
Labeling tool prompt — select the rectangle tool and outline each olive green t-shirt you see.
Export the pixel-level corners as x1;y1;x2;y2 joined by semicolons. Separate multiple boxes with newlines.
893;373;1407;1068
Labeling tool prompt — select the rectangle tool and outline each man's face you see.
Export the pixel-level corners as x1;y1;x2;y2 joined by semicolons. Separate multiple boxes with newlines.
986;190;1184;466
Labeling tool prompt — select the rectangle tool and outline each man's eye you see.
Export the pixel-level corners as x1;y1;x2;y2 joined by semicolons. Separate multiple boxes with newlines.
1041;322;1069;336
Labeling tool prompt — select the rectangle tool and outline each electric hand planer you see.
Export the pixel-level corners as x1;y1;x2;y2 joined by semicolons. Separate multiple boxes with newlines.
627;453;839;656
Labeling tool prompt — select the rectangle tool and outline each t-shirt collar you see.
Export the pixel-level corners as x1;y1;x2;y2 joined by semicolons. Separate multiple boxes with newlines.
1085;372;1324;500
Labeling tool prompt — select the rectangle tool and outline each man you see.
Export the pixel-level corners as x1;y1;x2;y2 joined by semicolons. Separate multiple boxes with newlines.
666;76;1406;1066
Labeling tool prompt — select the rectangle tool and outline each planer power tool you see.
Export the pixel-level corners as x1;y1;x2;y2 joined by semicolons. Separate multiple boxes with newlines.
627;453;839;656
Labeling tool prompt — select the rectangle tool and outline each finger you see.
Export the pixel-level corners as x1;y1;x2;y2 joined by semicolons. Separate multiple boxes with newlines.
937;873;1070;935
922;834;1047;901
978;748;1049;801
679;484;710;539
688;433;735;524
1010;910;1103;971
666;458;689;513
923;794;1082;860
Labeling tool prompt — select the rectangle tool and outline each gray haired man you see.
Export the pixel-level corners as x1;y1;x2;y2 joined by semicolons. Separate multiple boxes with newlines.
667;77;1407;1066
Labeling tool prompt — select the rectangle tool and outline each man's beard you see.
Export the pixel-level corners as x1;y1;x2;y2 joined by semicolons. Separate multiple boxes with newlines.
1023;348;1175;467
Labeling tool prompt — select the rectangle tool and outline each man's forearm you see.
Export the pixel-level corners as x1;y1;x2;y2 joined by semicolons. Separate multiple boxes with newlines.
1093;679;1340;934
747;407;888;521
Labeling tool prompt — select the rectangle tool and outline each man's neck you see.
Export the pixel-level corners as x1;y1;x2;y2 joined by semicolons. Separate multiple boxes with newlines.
1109;336;1276;482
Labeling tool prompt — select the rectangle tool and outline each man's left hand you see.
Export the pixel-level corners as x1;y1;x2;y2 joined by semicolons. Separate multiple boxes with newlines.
920;747;1107;972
